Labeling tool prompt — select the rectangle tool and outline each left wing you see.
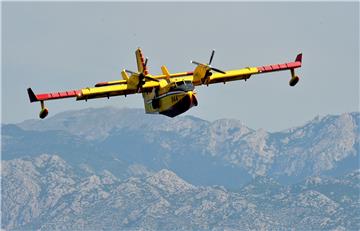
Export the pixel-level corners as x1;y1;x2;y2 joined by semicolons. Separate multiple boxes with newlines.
204;53;302;85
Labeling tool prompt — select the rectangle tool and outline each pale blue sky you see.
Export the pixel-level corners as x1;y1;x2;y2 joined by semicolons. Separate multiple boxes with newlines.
2;2;359;131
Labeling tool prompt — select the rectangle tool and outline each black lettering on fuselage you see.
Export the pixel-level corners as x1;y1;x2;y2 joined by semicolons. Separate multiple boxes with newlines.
171;95;179;103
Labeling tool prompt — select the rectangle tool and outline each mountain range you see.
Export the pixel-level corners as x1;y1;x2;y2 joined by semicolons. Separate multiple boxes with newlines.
2;107;359;230
3;108;359;187
2;154;359;230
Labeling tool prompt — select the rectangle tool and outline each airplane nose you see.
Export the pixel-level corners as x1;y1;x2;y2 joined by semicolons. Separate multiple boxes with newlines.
188;91;198;107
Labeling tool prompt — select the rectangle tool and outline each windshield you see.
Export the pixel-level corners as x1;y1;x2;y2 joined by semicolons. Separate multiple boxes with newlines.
170;81;194;92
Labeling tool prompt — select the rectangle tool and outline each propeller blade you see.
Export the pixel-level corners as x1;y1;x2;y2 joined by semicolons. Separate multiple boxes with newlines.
137;74;145;92
191;60;202;66
125;69;137;75
209;50;215;65
137;83;142;93
210;67;226;74
144;57;148;69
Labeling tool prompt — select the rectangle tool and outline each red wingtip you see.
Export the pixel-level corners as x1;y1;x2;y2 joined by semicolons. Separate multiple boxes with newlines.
295;53;302;63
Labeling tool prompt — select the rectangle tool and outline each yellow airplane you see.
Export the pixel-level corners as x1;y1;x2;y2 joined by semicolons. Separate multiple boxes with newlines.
28;48;302;119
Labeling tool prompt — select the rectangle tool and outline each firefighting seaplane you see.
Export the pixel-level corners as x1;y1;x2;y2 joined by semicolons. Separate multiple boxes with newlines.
27;48;302;119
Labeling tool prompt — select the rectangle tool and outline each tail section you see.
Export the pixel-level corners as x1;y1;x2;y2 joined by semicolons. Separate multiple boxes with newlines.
135;48;149;75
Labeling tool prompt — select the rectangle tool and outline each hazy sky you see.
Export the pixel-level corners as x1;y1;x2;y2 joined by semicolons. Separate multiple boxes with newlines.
2;2;359;131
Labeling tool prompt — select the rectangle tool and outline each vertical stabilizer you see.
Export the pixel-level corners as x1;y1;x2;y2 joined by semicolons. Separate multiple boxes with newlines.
135;48;149;75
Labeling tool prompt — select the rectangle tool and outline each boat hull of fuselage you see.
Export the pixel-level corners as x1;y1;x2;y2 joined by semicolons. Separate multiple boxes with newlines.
143;91;198;117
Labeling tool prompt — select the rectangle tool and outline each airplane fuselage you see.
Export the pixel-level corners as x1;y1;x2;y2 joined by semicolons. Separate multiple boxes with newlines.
143;80;198;117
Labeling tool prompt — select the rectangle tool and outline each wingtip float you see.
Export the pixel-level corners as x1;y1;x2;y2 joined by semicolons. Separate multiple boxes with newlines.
28;48;302;119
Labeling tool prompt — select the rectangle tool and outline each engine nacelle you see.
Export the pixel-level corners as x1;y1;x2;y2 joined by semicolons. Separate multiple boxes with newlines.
193;64;209;84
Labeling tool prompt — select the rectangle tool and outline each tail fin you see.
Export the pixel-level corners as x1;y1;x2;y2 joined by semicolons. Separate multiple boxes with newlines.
295;53;302;63
135;48;149;75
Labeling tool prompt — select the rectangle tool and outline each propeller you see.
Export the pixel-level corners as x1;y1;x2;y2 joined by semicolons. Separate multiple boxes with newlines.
191;50;226;74
125;59;159;92
125;69;160;82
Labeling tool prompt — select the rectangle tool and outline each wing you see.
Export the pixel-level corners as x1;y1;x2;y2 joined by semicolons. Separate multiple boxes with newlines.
78;80;160;100
203;53;302;85
27;78;160;119
206;67;259;84
28;80;160;102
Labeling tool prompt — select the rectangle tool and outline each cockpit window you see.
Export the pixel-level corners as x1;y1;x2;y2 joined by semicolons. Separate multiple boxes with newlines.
171;80;194;92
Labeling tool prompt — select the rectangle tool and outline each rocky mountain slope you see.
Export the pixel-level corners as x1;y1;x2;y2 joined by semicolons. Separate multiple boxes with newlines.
2;154;359;230
2;108;359;230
